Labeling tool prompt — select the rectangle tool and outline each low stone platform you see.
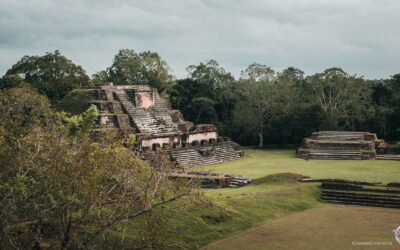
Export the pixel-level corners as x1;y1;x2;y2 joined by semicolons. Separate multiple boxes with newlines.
170;141;243;167
297;131;385;160
318;180;400;209
376;154;400;161
169;170;252;188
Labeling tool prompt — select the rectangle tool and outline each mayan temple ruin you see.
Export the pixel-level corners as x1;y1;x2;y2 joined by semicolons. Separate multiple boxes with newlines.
297;131;400;160
89;83;244;168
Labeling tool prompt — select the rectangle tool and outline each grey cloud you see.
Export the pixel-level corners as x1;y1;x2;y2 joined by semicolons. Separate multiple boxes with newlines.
0;0;399;79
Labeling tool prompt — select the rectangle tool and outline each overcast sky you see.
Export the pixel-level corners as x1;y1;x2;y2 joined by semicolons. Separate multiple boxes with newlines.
0;0;399;79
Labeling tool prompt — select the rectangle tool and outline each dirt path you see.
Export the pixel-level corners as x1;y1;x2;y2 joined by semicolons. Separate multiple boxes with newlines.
202;205;400;250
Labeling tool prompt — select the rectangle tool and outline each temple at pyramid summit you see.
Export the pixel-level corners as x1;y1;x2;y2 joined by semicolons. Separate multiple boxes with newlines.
87;83;244;167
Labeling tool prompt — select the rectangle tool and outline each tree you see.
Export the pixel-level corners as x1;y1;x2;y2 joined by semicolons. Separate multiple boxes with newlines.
93;49;174;91
234;64;277;147
186;60;237;135
170;78;218;124
0;88;193;249
188;97;218;124
306;68;371;130
170;60;235;127
186;59;234;87
385;74;400;141
5;50;90;103
270;67;311;145
0;87;53;138
0;74;29;89
240;63;275;82
369;74;400;141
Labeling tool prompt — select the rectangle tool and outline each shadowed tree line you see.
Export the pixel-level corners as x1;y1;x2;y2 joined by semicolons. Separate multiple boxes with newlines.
1;50;400;147
170;62;400;147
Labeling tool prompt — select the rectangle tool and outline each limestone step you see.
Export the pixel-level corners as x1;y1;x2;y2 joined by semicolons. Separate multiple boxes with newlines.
376;154;400;161
321;194;400;205
171;144;243;167
320;199;400;209
320;190;400;208
115;90;179;134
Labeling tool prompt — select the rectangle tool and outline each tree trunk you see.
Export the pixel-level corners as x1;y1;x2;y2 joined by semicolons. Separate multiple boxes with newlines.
258;131;263;148
61;214;72;250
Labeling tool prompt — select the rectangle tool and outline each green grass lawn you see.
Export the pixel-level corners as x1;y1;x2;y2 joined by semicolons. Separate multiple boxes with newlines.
203;205;400;250
201;148;400;183
111;181;321;249
140;182;320;249
111;148;400;249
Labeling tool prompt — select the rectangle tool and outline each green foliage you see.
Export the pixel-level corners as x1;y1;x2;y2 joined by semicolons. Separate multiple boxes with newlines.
366;74;400;141
172;61;395;146
57;89;96;114
170;78;218;124
128;133;136;147
0;87;53;136
240;63;275;82
0;89;191;249
0;74;30;89
186;59;234;87
234;65;278;147
64;104;99;135
4;50;90;103
93;49;174;91
306;67;371;130
1;49;400;146
170;60;235;126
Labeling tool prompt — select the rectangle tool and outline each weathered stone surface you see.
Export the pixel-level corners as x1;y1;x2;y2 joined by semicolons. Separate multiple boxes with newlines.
169;171;252;188
88;83;243;167
297;131;384;160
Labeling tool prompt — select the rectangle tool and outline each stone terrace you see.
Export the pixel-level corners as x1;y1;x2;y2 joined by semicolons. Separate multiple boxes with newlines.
91;83;244;167
297;131;385;160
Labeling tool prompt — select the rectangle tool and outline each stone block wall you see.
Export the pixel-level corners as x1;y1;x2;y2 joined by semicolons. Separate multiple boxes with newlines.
297;131;382;160
86;83;243;167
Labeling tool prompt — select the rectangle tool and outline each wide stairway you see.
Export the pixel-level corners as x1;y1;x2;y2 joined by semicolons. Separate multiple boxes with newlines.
314;134;366;141
320;181;400;208
321;191;400;208
115;90;179;134
307;150;368;160
298;131;378;160
376;154;400;161
227;175;252;188
115;114;131;130
171;143;242;167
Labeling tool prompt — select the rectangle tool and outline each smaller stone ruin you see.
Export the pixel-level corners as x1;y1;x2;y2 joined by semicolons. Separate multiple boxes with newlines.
297;131;386;160
375;141;400;160
169;171;252;188
315;179;400;208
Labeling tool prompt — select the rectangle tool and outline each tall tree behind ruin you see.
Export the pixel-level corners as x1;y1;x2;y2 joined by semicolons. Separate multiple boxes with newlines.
306;68;371;130
3;50;90;103
270;67;315;144
234;63;278;147
93;49;174;91
385;74;400;141
186;59;234;87
367;74;400;141
170;60;235;126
